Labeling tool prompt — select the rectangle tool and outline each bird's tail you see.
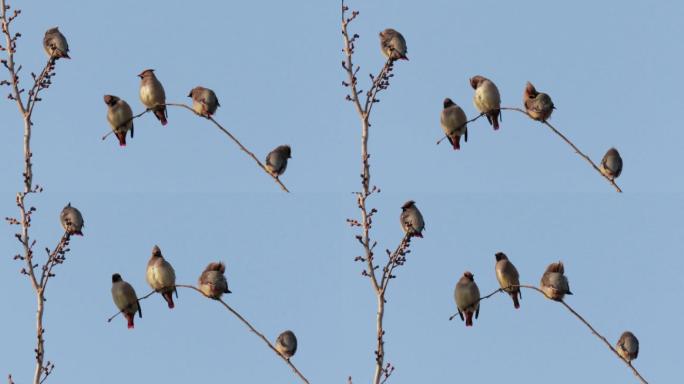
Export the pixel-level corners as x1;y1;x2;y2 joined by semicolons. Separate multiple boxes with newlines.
154;107;168;126
163;292;175;309
512;293;520;309
449;135;461;150
115;132;127;147
491;110;500;130
465;311;473;327
125;313;135;329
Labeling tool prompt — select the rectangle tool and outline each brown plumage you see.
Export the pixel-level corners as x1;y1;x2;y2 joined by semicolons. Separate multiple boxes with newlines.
265;145;292;177
523;82;555;122
138;69;167;126
104;95;134;147
600;147;623;180
616;331;639;362
379;28;408;61
187;86;220;117
454;271;480;327
440;98;468;150
111;273;142;329
470;75;501;130
275;330;298;359
43;27;70;60
540;261;572;301
494;252;521;309
198;262;231;299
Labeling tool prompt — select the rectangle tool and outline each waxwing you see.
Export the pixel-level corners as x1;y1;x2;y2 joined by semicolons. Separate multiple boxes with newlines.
138;69;167;126
470;75;501;130
146;245;177;309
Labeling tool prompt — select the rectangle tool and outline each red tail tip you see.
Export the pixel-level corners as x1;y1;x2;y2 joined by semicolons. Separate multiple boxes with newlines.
451;136;461;150
465;312;473;326
127;317;134;329
414;232;423;238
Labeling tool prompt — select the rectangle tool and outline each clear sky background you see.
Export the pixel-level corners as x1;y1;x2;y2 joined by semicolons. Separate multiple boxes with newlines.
1;0;682;383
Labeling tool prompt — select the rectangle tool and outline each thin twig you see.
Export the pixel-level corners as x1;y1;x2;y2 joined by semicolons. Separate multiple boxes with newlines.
2;3;72;383
499;107;622;193
468;284;648;384
100;103;290;193
342;2;404;383
106;290;156;322
379;233;410;293
436;113;485;145
105;285;311;384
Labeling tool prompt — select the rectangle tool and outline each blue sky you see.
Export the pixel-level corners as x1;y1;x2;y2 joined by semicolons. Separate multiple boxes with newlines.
1;0;682;383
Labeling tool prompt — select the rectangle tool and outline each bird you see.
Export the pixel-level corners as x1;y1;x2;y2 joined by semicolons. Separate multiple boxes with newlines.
616;331;639;362
265;145;292;177
104;95;134;147
400;200;424;238
379;28;408;61
198;262;231;299
600;148;623;180
540;261;572;301
111;273;142;329
60;202;84;236
470;75;501;130
187;86;220;117
138;69;167;126
43;27;70;60
440;98;468;150
275;330;298;359
495;252;521;309
454;271;480;327
523;82;555;122
146;245;177;309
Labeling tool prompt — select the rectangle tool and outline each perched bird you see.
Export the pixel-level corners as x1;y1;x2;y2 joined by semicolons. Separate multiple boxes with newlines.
400;200;424;238
275;330;298;359
187;86;220;117
494;252;521;309
454;271;480;327
523;82;555;122
470;75;501;130
111;273;142;329
600;148;623;180
265;145;292;177
379;28;408;61
198;262;231;299
138;69;167;126
60;202;84;236
104;95;134;147
440;98;468;150
43;27;70;60
616;331;639;362
146;245;177;309
540;261;572;301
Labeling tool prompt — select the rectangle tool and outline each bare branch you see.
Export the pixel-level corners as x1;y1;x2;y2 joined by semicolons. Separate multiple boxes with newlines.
101;103;290;193
499;107;622;193
465;284;648;384
1;0;26;115
342;2;408;383
106;285;310;384
2;3;73;383
106;289;156;322
435;113;484;145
